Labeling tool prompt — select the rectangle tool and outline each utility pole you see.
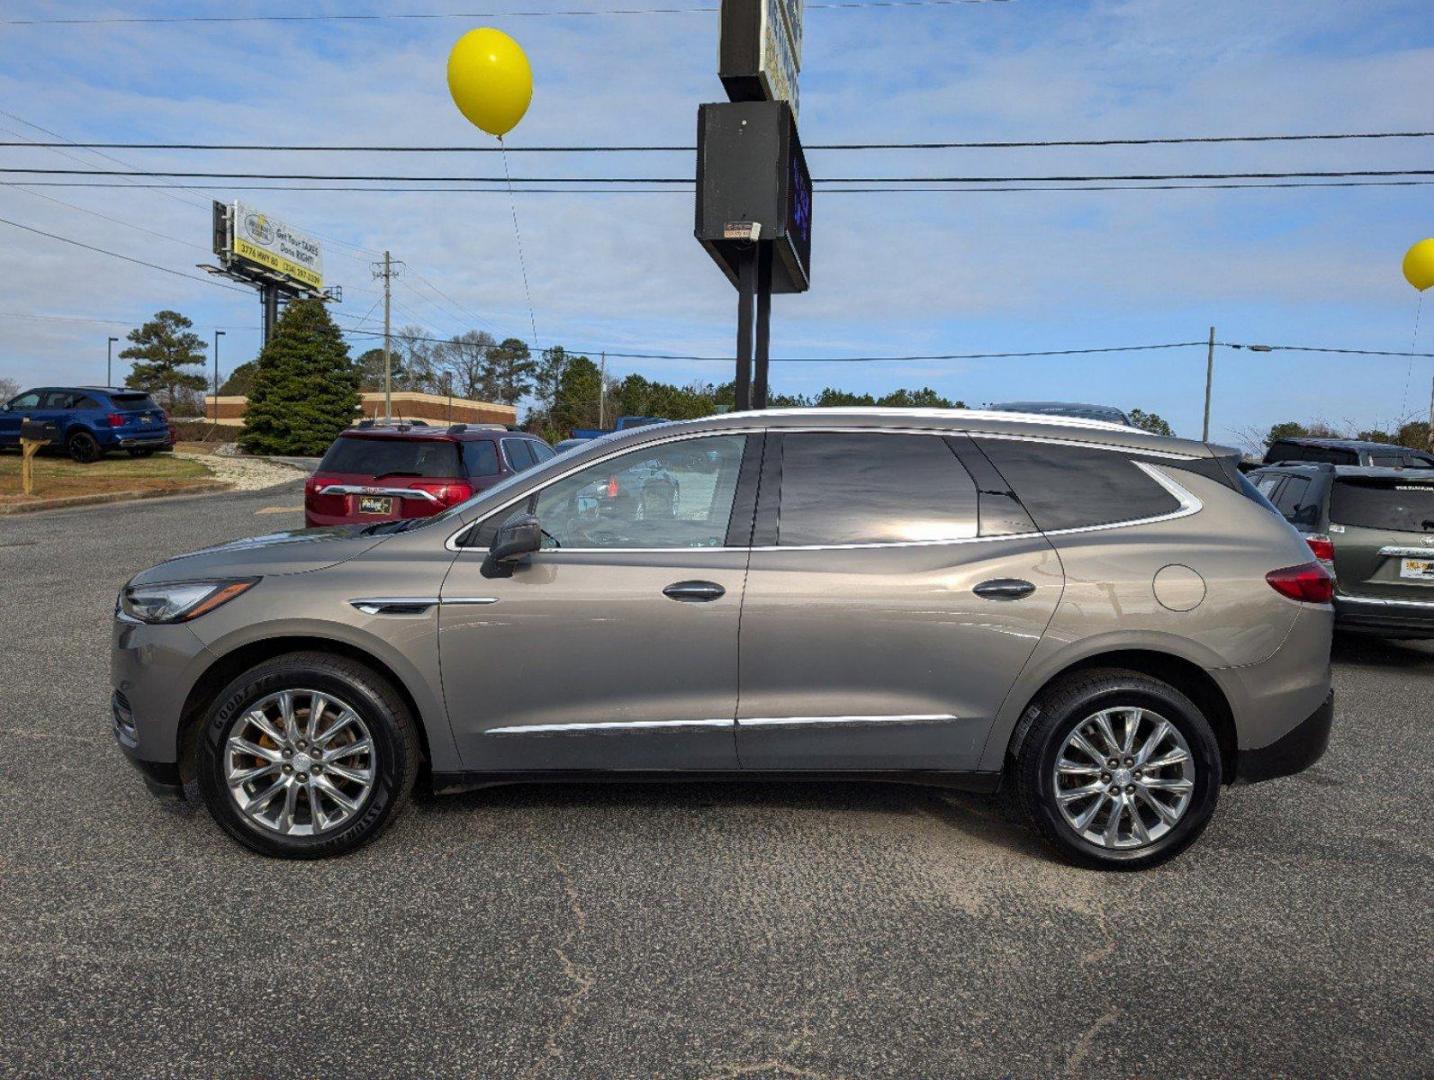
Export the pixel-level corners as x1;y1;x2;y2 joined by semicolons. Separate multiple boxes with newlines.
106;336;118;386
1428;374;1434;451
212;330;225;424
1201;326;1216;442
598;352;607;428
371;251;402;423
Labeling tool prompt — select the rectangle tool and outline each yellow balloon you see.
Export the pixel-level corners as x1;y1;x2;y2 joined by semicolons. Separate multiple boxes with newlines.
447;28;532;138
1404;238;1434;292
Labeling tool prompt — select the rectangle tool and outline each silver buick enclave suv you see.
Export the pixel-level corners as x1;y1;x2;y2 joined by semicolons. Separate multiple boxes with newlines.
112;409;1334;868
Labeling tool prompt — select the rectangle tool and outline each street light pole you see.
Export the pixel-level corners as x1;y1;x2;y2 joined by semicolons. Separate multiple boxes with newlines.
107;336;119;386
212;330;225;424
1201;326;1216;442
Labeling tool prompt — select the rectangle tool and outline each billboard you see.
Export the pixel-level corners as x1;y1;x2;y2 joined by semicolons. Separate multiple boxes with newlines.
222;201;324;290
719;0;804;117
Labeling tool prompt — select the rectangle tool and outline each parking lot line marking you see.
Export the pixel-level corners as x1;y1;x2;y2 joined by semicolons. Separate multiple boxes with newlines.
255;505;303;514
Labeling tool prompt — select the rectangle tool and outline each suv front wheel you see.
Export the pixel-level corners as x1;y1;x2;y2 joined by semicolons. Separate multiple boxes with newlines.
196;652;419;859
1011;669;1222;870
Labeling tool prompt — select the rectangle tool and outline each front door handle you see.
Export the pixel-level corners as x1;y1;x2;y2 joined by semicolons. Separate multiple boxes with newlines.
663;580;725;603
973;578;1036;600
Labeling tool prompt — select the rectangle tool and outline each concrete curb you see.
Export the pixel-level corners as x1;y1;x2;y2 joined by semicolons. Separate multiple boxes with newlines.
0;480;233;516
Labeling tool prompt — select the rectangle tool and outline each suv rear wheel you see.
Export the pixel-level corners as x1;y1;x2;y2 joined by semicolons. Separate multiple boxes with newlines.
66;430;101;463
1011;669;1222;870
196;652;419;859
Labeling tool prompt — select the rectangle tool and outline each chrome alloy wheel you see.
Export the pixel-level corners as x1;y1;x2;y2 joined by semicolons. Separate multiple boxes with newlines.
1052;707;1195;850
224;689;376;836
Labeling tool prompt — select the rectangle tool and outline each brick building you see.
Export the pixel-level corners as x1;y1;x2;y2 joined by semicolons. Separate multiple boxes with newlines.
203;391;517;428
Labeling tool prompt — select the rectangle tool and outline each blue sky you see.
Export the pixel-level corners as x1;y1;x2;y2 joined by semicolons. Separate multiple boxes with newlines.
1;0;1432;447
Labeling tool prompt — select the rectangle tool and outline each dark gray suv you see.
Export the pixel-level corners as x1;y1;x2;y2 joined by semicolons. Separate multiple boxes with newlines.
113;409;1334;868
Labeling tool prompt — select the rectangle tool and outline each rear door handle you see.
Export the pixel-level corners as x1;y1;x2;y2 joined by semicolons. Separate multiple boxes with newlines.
663;580;726;603
973;578;1036;600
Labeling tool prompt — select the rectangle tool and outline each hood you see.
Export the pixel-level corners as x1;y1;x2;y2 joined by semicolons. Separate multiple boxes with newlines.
128;526;386;586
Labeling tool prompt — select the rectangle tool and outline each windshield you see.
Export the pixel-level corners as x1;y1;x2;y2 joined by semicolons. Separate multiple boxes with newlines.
1331;478;1434;533
317;436;460;479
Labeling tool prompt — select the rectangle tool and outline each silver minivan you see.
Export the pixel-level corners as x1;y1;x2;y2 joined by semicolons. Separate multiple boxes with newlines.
112;409;1334;868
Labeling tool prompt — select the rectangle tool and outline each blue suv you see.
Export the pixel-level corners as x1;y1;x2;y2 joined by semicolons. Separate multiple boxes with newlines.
0;386;171;463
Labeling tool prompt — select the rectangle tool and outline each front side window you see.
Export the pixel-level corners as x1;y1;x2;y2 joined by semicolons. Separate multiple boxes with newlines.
525;434;747;549
974;439;1181;532
777;433;979;546
9;392;41;409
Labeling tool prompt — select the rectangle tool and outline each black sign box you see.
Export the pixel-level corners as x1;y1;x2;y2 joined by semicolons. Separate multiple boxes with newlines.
20;419;57;443
695;101;812;294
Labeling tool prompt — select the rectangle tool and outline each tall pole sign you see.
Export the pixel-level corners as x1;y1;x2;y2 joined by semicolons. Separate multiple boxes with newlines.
699;0;811;411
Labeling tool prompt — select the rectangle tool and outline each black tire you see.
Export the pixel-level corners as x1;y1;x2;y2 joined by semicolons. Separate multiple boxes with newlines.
197;652;419;859
127;448;156;458
66;430;102;463
1010;668;1222;871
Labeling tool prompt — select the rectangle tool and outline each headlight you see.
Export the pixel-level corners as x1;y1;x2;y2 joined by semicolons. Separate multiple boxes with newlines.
119;579;258;624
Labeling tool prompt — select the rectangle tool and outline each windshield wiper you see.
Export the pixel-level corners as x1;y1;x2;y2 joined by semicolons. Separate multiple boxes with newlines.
371;471;423;481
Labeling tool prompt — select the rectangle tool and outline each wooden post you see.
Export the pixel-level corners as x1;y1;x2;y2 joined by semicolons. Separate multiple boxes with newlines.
20;438;41;496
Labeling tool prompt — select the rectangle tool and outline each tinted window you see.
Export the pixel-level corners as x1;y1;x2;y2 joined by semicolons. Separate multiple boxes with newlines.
317;436;460;478
75;396;100;409
110;393;159;411
1254;475;1283;498
1239;472;1286;518
1271;475;1318;529
527;434;746;549
974;439;1181;532
9;392;41;409
530;441;556;462
41;391;78;408
777;433;979;546
503;438;536;471
462;440;500;477
1331;479;1434;533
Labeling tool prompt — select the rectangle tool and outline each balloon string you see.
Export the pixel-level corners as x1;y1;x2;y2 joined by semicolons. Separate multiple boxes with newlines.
1402;292;1423;418
499;136;541;356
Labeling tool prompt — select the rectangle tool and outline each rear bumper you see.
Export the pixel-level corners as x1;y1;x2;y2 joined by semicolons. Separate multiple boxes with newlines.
1235;691;1333;784
117;434;170;449
1334;594;1434;638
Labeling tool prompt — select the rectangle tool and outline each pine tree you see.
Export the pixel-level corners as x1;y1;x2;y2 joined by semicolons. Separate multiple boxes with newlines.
120;309;208;413
239;300;360;456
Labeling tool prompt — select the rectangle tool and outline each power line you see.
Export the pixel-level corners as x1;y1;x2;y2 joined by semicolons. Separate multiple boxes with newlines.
6;167;1431;184
8;178;1434;195
0;215;252;293
1;1;1010;26
8;130;1428;152
1223;343;1434;358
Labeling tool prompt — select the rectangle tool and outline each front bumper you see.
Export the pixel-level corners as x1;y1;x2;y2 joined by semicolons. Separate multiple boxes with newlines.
112;616;212;798
1235;691;1333;784
1334;593;1434;639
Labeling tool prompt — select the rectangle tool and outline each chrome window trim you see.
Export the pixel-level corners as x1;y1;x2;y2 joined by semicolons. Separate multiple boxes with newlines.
486;718;733;735
320;484;440;504
737;713;958;728
444;428;1203;553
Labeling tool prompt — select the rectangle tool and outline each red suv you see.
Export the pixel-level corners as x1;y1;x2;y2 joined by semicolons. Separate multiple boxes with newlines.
304;423;555;528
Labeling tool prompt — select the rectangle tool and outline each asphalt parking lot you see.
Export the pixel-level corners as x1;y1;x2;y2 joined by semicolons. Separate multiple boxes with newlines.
0;481;1429;1079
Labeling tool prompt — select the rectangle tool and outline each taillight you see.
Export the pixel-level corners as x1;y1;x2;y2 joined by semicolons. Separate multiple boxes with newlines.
413;481;473;507
107;413;125;427
1266;562;1334;604
606;475;619;498
1305;535;1335;565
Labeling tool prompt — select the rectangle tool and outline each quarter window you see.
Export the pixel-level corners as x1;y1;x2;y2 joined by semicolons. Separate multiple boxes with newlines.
776;433;979;546
503;438;536;471
524;434;747;549
974;439;1181;532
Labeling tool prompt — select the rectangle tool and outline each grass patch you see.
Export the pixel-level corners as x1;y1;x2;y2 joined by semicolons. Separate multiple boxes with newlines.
0;450;215;505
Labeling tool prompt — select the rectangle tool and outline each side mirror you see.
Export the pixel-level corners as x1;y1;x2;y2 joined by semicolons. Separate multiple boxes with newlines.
481;513;541;578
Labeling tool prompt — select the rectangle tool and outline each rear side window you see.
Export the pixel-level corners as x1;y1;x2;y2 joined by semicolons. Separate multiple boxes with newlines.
503;438;536;471
1331;479;1434;533
110;393;159;411
776;433;979;546
463;440;500;477
1270;475;1318;529
974;439;1181;532
317;436;460;478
